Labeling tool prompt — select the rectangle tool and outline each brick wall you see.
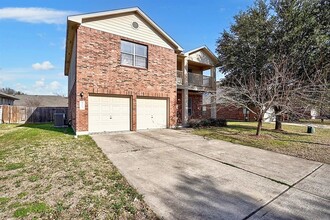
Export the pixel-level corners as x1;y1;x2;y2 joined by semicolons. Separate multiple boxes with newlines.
206;105;257;121
73;26;177;132
177;90;205;124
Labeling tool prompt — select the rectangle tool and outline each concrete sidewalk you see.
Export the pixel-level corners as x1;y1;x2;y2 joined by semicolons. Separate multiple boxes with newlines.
92;129;330;220
272;122;330;129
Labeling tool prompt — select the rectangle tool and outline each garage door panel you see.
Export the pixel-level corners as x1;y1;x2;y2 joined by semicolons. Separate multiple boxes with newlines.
137;98;167;130
88;96;130;132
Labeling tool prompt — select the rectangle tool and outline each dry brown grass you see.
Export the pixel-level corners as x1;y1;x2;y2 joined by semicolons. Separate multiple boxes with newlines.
0;124;158;219
193;122;330;164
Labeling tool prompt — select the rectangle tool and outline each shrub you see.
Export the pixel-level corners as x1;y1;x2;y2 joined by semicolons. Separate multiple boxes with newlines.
213;118;227;127
187;118;227;128
187;119;202;128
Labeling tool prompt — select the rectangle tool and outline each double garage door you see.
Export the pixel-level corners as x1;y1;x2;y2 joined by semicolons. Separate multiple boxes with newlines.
88;96;167;133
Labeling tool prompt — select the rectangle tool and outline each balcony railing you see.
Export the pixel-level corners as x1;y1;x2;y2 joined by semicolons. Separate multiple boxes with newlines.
177;70;214;88
177;71;183;85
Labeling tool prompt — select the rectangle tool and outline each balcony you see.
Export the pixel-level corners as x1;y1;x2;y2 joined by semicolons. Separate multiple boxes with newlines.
177;71;215;91
177;71;183;85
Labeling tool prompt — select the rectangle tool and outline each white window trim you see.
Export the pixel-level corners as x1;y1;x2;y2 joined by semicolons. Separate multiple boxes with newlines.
121;40;147;68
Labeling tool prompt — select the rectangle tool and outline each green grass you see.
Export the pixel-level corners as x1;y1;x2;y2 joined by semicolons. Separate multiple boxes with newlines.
13;202;49;218
0;197;10;205
28;175;39;182
17;192;28;199
4;163;24;171
193;122;330;164
0;123;157;219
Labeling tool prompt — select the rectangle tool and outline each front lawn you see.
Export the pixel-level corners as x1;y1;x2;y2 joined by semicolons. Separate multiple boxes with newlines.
0;124;157;219
193;122;330;164
299;119;330;126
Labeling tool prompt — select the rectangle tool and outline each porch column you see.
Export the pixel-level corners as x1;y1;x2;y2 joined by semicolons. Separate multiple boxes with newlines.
210;67;217;119
211;92;217;119
182;57;189;126
210;67;216;89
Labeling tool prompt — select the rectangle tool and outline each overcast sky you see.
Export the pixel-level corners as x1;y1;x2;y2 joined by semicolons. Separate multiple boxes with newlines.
0;0;254;95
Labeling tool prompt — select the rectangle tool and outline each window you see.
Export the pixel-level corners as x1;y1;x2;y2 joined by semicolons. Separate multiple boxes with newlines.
188;97;192;116
121;40;147;68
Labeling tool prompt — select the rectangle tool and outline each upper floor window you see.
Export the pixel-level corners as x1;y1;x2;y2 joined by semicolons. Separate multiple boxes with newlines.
121;40;147;68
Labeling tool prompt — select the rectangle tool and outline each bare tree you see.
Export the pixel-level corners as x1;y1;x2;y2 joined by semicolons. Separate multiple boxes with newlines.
308;78;330;122
272;59;329;124
24;97;41;107
217;57;328;135
216;0;330;132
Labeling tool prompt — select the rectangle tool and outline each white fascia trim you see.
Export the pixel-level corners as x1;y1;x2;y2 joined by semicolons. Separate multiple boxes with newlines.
68;7;141;23
185;46;206;55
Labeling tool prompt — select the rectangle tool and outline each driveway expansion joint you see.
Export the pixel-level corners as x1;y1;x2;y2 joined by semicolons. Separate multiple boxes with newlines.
242;163;324;220
294;187;330;202
92;130;328;220
138;132;291;186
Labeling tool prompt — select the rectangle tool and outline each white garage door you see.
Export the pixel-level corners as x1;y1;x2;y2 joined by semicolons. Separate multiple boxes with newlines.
88;96;130;132
137;98;167;130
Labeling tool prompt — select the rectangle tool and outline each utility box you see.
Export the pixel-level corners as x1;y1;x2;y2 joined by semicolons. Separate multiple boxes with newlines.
307;126;315;134
54;113;65;127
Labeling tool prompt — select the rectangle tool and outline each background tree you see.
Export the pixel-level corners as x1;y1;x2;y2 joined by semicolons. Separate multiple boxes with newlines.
270;0;330;129
216;0;330;135
216;0;275;135
0;87;25;95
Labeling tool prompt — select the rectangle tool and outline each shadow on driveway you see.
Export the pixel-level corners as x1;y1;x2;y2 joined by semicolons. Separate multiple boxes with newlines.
92;130;330;220
160;173;330;220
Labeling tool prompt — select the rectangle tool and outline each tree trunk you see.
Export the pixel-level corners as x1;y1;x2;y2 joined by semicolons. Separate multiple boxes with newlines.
256;116;263;136
274;106;282;130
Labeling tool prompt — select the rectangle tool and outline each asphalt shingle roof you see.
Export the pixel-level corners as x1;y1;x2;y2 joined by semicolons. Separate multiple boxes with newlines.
0;92;19;100
14;95;68;107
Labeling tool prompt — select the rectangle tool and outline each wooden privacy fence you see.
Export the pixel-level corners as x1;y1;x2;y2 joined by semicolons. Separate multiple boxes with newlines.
0;105;68;124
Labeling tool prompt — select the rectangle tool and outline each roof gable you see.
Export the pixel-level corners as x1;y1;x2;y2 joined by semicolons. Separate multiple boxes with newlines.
80;12;176;50
65;7;183;75
68;7;182;51
185;46;219;66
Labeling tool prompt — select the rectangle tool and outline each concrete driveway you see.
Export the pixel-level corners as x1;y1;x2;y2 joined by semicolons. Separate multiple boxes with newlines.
92;129;330;220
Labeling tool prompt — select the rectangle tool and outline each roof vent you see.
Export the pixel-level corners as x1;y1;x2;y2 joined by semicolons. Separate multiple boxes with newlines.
132;21;139;29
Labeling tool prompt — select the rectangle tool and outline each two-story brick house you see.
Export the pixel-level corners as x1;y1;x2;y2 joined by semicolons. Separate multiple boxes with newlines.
65;7;218;135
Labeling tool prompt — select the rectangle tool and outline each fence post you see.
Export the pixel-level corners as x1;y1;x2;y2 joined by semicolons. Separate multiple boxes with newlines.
0;105;2;124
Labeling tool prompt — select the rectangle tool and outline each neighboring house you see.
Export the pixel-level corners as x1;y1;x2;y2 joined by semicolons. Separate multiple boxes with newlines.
311;107;330;120
311;108;319;119
0;92;19;105
215;105;258;122
1;95;68;124
203;90;275;122
65;7;218;134
14;95;68;107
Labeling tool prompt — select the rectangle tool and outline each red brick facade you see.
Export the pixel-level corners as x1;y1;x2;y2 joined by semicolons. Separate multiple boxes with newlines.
212;105;258;121
70;26;177;132
176;90;206;124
